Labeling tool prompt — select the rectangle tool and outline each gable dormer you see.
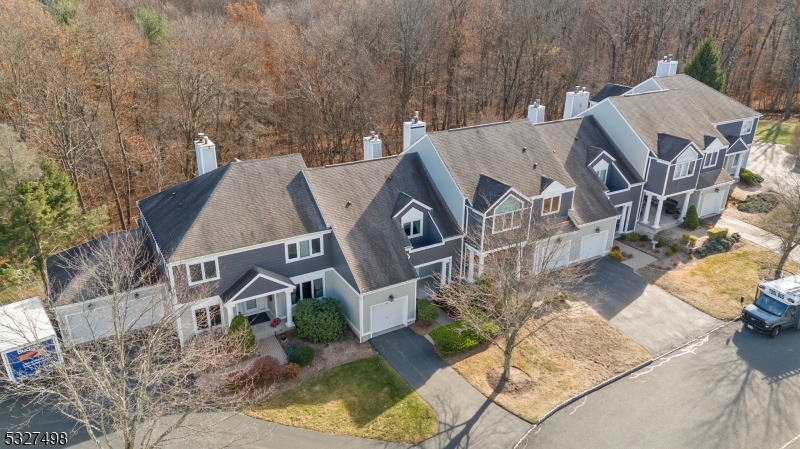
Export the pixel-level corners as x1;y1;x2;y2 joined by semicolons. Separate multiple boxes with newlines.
586;147;631;193
537;179;572;220
393;193;442;249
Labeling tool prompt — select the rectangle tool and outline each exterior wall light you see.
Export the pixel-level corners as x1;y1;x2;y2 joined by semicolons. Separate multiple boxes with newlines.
389;294;395;302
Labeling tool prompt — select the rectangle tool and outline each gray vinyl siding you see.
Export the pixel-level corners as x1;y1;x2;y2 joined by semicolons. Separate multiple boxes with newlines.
406;210;443;248
330;234;359;292
406;136;466;228
700;148;727;174
531;191;571;222
235;278;287;301
606;164;629;192
409;238;461;269
466;209;483;249
324;270;360;334
607;184;643;231
716;117;758;145
172;233;335;302
645;159;668;194
560;191;574;216
361;280;417;337
664;161;701;196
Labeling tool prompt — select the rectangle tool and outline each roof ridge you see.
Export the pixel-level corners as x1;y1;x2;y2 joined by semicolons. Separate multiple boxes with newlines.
305;154;401;171
447;121;510;131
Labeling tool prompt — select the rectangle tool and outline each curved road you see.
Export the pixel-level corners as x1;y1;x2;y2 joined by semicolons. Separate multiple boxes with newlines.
520;322;800;449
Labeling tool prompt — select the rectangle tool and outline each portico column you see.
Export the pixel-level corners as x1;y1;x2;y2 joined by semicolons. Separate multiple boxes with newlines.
734;156;744;179
478;253;485;276
441;260;448;287
284;288;294;327
680;192;691;219
641;193;653;224
652;197;665;229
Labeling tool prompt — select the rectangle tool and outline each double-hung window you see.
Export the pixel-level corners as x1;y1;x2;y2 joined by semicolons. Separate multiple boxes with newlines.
674;160;695;179
493;196;523;233
542;195;561;215
187;259;219;285
291;278;324;305
286;236;323;262
703;151;719;168
403;219;421;237
194;304;222;332
741;118;754;135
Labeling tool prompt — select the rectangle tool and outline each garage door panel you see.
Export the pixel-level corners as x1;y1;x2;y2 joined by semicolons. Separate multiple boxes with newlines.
700;192;721;216
580;231;608;260
371;298;406;335
64;294;163;343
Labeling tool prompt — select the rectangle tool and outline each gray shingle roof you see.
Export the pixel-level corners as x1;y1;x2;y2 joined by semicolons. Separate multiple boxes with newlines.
303;153;461;293
543;117;622;225
428;120;576;203
591;83;631;103
654;74;761;123
472;175;511;212
138;154;327;262
47;229;161;306
609;90;728;158
657;134;694;161
220;267;293;303
697;169;734;189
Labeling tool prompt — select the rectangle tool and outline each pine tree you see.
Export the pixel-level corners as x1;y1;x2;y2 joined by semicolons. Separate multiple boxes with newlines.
683;35;727;92
684;205;700;230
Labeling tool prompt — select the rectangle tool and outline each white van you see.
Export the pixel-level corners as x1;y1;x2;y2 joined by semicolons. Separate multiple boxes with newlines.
742;276;800;338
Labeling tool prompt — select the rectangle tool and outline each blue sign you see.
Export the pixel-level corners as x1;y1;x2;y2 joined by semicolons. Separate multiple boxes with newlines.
5;338;58;381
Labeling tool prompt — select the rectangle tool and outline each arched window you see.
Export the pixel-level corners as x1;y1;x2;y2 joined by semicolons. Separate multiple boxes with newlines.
493;196;524;233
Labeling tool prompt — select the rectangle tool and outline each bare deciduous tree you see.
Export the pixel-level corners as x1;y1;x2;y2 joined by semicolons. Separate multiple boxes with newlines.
761;171;800;278
0;232;262;449
434;217;591;381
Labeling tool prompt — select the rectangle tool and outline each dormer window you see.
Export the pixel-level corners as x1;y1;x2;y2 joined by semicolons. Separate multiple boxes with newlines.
401;208;424;238
542;195;561;215
741;118;754;135
703;151;719;168
593;160;609;184
494;196;524;233
674;149;697;180
187;259;219;285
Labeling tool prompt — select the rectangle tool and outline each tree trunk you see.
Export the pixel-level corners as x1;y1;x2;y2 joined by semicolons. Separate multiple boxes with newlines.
784;57;799;120
502;332;517;381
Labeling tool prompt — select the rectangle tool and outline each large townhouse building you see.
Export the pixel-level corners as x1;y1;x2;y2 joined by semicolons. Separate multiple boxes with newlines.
46;57;761;345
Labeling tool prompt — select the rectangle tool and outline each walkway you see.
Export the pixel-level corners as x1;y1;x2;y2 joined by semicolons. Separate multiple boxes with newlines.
716;215;800;263
370;327;530;449
614;241;657;270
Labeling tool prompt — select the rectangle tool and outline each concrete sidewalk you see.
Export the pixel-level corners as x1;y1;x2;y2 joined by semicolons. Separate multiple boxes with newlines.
614;241;657;270
370;328;530;449
716;215;800;263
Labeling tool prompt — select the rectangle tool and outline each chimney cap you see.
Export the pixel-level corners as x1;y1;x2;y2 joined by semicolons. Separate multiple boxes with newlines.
574;86;580;93
533;99;540;107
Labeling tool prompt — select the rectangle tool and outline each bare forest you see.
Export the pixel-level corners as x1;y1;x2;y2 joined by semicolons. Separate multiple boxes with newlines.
1;0;799;232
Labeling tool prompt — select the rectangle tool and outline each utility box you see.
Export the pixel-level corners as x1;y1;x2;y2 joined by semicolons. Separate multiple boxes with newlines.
0;297;62;382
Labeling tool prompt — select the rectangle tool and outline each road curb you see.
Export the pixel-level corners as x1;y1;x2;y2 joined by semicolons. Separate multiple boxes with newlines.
512;319;737;449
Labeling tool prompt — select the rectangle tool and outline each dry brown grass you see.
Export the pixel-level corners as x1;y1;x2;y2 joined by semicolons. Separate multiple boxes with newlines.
645;243;799;320
449;302;650;422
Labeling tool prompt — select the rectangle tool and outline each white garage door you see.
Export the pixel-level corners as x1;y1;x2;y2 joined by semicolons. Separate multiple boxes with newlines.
700;191;721;217
371;297;406;335
535;241;571;271
580;231;608;260
64;294;164;344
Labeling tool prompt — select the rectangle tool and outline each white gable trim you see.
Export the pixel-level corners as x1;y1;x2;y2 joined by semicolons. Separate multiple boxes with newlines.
672;143;702;163
587;151;617;168
593;159;610;171
706;138;726;152
713;115;763;126
392;199;432;218
228;272;295;303
485;187;528;214
540;180;567;196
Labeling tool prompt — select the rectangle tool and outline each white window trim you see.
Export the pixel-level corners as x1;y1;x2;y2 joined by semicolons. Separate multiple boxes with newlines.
403;218;423;237
186;257;220;286
596;168;608;183
541;194;562;216
741;118;754;135
673;161;696;180
703;151;719;168
492;195;525;234
285;236;324;263
401;208;424;238
292;276;325;303
191;298;223;333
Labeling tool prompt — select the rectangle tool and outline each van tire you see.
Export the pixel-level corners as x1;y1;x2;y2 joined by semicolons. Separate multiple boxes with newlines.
770;326;780;338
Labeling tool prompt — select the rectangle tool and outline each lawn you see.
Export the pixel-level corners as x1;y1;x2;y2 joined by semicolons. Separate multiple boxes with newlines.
244;356;437;444
0;283;42;305
448;303;650;423
755;119;799;146
647;244;799;320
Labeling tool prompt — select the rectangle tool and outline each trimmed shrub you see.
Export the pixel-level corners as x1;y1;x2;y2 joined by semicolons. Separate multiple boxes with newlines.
416;299;439;325
739;168;764;186
655;238;665;248
429;322;488;357
292;345;315;366
665;248;675;256
249;356;281;384
284;343;296;362
707;227;729;240
684;205;700;230
622;232;638;242
294;297;347;343
737;192;779;213
226;369;249;391
639;233;651;242
229;314;256;352
689;235;698;247
283;362;301;381
608;248;625;262
694;233;741;258
612;245;620;251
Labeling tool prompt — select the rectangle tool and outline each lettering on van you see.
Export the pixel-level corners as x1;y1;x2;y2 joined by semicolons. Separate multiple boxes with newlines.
768;287;785;300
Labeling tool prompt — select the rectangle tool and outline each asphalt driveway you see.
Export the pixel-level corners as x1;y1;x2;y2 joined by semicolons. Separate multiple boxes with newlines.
370;327;530;449
577;258;721;356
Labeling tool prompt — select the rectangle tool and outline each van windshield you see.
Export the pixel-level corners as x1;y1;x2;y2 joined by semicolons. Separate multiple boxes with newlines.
754;294;788;317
